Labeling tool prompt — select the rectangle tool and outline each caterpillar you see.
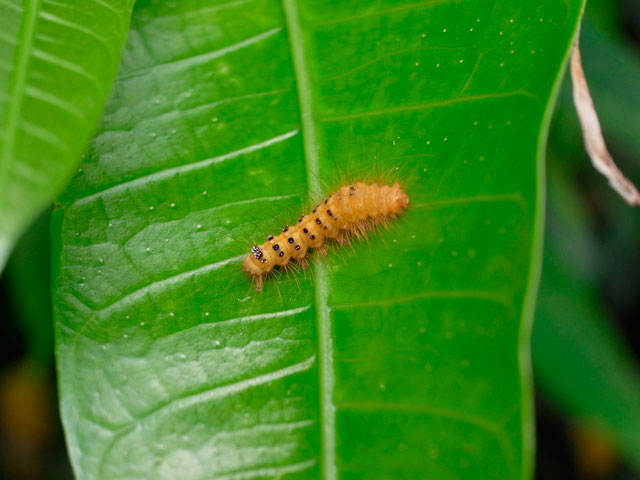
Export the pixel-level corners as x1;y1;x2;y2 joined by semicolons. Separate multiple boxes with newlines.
243;181;410;291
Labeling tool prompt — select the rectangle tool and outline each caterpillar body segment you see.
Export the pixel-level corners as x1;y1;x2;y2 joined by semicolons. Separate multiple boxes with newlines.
243;181;410;291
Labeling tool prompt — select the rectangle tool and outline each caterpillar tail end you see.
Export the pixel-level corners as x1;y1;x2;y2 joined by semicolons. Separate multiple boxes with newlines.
392;182;410;210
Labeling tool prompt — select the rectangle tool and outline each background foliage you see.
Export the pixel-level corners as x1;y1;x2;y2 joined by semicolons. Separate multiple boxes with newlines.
0;0;638;479
0;0;135;271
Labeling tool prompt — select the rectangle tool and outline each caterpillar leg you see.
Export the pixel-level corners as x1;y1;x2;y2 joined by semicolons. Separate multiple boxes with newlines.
315;245;329;258
353;222;368;239
297;257;309;269
335;234;349;245
253;275;264;292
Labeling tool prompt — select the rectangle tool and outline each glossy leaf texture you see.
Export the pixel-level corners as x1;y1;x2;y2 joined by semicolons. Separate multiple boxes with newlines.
53;1;583;478
0;0;135;271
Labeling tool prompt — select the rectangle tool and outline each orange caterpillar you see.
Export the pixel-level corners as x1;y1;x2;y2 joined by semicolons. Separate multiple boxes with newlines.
243;181;409;291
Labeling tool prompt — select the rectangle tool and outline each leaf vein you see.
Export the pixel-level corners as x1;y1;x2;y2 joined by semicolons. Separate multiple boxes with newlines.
331;290;513;311
282;1;336;479
321;90;537;122
72;130;299;206
97;254;245;314
98;356;318;476
210;459;317;480
0;0;21;12
413;192;528;210
24;84;86;118
39;11;114;58
118;27;283;81
19;118;69;152
337;401;515;464
313;0;449;26
157;305;312;342
32;47;102;88
0;0;42;199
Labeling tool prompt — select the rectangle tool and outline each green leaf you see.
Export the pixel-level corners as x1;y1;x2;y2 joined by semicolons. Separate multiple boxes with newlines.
533;13;640;470
53;1;583;478
3;210;53;366
0;0;135;271
533;164;640;472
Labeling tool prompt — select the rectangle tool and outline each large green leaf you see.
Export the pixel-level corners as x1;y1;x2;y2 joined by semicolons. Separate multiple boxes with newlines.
53;1;583;478
0;0;135;271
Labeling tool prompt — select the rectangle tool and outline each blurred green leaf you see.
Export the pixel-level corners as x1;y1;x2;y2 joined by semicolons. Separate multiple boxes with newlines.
4;210;52;366
53;1;583;478
0;0;135;271
581;0;622;40
534;9;640;472
533;164;640;472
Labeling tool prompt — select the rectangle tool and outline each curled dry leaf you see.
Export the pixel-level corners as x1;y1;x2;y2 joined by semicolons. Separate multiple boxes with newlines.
570;40;640;206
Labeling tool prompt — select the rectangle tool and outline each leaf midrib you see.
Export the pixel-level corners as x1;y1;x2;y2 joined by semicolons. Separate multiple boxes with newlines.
0;0;41;202
281;1;336;478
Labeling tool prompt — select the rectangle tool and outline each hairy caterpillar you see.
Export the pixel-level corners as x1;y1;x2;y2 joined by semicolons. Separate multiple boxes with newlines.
243;181;410;291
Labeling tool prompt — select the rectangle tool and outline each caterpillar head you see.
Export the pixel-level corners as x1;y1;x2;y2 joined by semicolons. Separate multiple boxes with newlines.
243;245;267;275
243;248;268;291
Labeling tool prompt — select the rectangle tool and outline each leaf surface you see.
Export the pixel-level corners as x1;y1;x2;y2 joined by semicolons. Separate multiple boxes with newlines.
53;1;583;478
0;0;135;270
